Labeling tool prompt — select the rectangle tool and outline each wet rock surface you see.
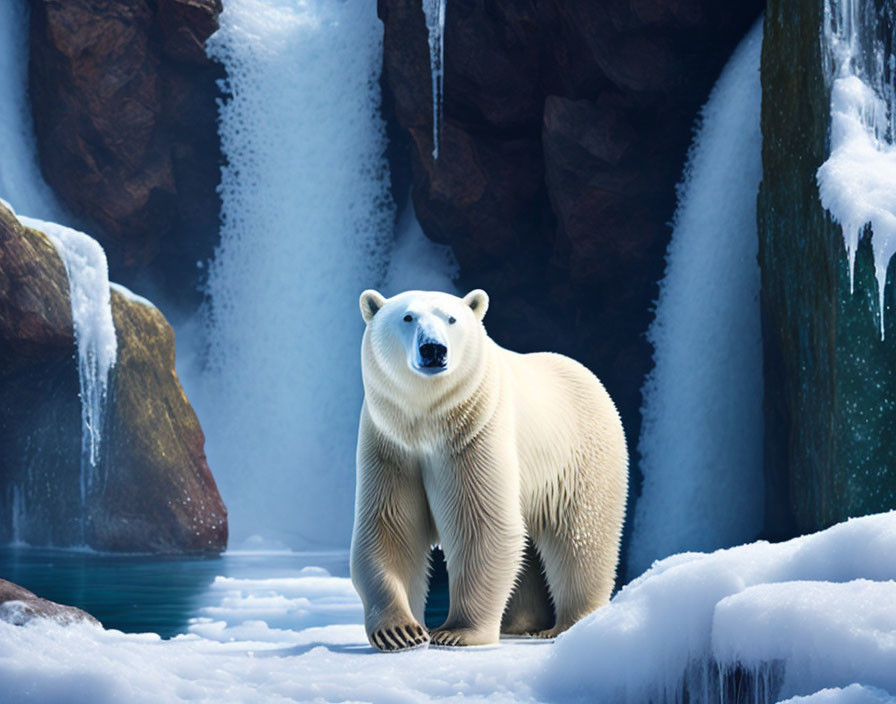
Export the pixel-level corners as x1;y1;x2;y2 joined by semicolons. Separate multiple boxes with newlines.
758;0;896;538
27;0;223;307
0;578;100;626
0;203;227;553
379;0;764;495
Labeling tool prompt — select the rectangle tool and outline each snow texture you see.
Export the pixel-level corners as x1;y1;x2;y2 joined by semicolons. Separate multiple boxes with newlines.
422;0;447;158
110;282;156;309
184;0;453;550
18;216;117;501
629;19;765;578
817;0;896;337
3;513;896;703
540;511;896;704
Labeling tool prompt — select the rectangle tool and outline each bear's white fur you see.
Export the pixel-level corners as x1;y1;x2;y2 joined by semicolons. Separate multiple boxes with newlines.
351;289;628;651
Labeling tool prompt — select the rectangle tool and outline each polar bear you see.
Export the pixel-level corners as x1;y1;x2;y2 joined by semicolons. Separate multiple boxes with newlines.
351;289;628;651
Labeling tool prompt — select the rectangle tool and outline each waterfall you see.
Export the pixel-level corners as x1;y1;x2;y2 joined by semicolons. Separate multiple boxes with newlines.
0;0;117;539
422;0;446;159
185;0;456;549
628;20;765;579
18;217;117;501
817;0;896;337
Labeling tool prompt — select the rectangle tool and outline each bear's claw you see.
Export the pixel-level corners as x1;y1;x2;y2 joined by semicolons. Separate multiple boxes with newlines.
429;627;492;647
370;623;428;651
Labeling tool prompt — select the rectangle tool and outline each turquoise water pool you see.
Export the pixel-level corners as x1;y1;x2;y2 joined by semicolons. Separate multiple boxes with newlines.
0;546;450;637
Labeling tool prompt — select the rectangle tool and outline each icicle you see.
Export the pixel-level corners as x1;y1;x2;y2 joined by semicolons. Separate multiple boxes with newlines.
422;0;446;159
817;0;896;339
18;216;117;501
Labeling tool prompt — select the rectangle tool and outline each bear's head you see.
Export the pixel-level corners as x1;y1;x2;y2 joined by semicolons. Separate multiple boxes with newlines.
359;289;489;381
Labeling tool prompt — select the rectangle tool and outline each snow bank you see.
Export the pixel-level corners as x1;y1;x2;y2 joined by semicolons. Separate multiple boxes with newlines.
540;511;896;704
3;514;896;702
817;0;896;337
0;564;547;703
18;216;117;497
629;19;765;577
780;685;896;704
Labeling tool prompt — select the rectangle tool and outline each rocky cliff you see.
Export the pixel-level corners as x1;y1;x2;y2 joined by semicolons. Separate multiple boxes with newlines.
27;0;223;307
378;0;763;488
0;203;226;553
758;0;896;538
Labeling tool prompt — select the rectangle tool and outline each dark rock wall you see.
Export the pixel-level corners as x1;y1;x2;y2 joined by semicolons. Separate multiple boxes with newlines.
759;0;896;539
0;203;226;553
27;0;223;308
379;0;764;504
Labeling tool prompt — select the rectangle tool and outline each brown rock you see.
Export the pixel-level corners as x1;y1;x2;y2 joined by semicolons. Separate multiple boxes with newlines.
0;203;227;553
27;0;223;306
0;578;100;627
379;0;764;513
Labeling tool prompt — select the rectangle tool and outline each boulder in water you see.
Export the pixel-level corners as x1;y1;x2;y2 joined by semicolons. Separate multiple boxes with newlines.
0;578;100;627
0;202;227;553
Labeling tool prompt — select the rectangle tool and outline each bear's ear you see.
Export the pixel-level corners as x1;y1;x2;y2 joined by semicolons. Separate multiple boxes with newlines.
463;289;489;322
359;290;386;324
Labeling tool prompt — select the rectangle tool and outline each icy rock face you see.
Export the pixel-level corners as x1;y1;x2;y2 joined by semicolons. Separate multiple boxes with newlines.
817;0;896;336
758;0;896;540
0;204;226;552
629;20;764;578
19;216;117;501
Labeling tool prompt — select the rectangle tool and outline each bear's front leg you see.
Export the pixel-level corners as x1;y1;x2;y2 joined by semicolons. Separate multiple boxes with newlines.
352;408;434;652
427;435;526;647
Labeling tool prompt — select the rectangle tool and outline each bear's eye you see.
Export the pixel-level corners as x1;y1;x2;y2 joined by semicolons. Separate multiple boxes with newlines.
448;316;456;324
403;314;413;322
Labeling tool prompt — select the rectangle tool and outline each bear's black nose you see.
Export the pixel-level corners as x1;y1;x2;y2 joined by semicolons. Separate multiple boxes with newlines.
419;342;447;367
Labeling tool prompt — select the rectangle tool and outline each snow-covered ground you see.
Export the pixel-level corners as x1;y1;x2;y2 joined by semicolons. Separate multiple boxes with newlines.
3;512;896;703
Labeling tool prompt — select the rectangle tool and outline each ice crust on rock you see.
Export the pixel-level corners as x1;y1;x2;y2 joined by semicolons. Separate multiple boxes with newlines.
109;282;156;309
817;0;896;337
18;216;117;498
629;19;765;577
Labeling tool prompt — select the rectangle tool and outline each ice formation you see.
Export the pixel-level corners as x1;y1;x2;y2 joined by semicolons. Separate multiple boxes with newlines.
3;512;896;703
628;20;765;577
541;511;896;704
110;282;156;309
187;0;400;548
422;0;446;158
18;217;117;498
817;0;896;337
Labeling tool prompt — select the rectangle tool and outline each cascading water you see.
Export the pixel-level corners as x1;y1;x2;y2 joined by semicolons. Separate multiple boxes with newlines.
422;0;446;159
185;0;455;549
18;217;117;502
817;0;896;337
628;20;765;579
0;0;118;542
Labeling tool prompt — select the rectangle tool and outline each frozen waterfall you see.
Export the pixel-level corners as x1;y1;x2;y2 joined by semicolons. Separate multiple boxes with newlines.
185;0;455;550
817;0;896;338
628;20;765;578
0;1;117;529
